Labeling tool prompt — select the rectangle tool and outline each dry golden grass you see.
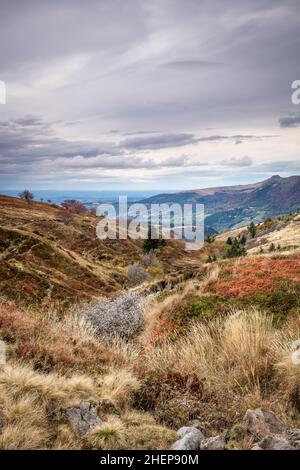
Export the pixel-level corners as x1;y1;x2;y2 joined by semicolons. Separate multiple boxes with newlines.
124;423;176;450
100;368;140;411
89;417;127;450
143;309;274;396
0;363;95;404
0;361;147;449
269;315;300;406
0;423;49;450
121;410;156;427
0;391;49;449
51;424;79;450
0;362;99;449
108;337;140;367
135;306;300;435
248;219;300;255
55;311;97;343
140;293;182;347
88;413;176;450
1;301;300;449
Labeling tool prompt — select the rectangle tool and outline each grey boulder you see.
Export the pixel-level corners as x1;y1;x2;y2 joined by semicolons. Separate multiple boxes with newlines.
258;435;295;450
244;408;285;436
171;427;204;450
62;401;102;435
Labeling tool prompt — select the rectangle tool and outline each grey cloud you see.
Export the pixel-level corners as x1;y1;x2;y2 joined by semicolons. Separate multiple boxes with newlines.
0;117;195;171
0;115;279;175
52;155;151;170
159;155;196;168
121;133;199;150
257;160;300;173
0;116;52;135
123;130;160;136
0;0;148;76
221;156;253;167
196;135;275;143
1;0;299;129
161;60;224;69
11;116;49;127
0;118;117;165
279;114;300;128
121;133;277;151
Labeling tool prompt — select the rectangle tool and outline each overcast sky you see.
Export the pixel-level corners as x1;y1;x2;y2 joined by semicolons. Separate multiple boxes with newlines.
0;0;299;190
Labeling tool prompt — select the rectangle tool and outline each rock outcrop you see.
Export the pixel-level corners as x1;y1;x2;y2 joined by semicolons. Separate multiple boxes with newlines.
244;408;300;450
171;409;300;451
171;427;226;450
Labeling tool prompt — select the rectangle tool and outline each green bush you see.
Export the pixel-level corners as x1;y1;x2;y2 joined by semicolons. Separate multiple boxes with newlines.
225;237;247;258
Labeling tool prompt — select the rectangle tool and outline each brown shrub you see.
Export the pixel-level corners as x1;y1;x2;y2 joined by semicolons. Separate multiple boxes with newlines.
61;200;86;214
126;262;149;286
0;303;122;374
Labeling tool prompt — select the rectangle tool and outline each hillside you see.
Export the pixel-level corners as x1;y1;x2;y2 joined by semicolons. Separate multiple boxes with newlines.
216;213;300;255
141;175;300;232
0;195;203;311
1;196;300;450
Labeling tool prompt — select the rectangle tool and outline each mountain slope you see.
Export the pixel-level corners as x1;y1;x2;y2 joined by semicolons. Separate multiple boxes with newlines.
141;175;300;232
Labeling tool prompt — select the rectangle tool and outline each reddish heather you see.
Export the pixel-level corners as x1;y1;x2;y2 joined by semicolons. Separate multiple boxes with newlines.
145;315;178;350
206;255;300;298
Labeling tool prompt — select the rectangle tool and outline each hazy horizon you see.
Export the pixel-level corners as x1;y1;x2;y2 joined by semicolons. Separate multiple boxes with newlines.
1;172;298;195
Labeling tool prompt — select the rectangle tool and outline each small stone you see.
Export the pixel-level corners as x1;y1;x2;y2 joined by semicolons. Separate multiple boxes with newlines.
285;428;300;449
62;401;102;435
259;435;295;450
244;409;285;436
251;444;263;450
200;434;226;450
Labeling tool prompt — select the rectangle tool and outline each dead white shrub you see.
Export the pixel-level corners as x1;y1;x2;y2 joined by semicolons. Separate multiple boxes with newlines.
141;250;160;267
82;291;145;341
126;262;149;286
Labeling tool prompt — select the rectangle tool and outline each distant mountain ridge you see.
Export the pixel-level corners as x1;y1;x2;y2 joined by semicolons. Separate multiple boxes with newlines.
141;175;300;232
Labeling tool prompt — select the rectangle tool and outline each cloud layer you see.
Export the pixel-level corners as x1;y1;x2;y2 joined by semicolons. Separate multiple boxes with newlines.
0;0;299;189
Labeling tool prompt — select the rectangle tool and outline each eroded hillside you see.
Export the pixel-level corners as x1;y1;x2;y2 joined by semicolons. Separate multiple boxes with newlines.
0;196;203;311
